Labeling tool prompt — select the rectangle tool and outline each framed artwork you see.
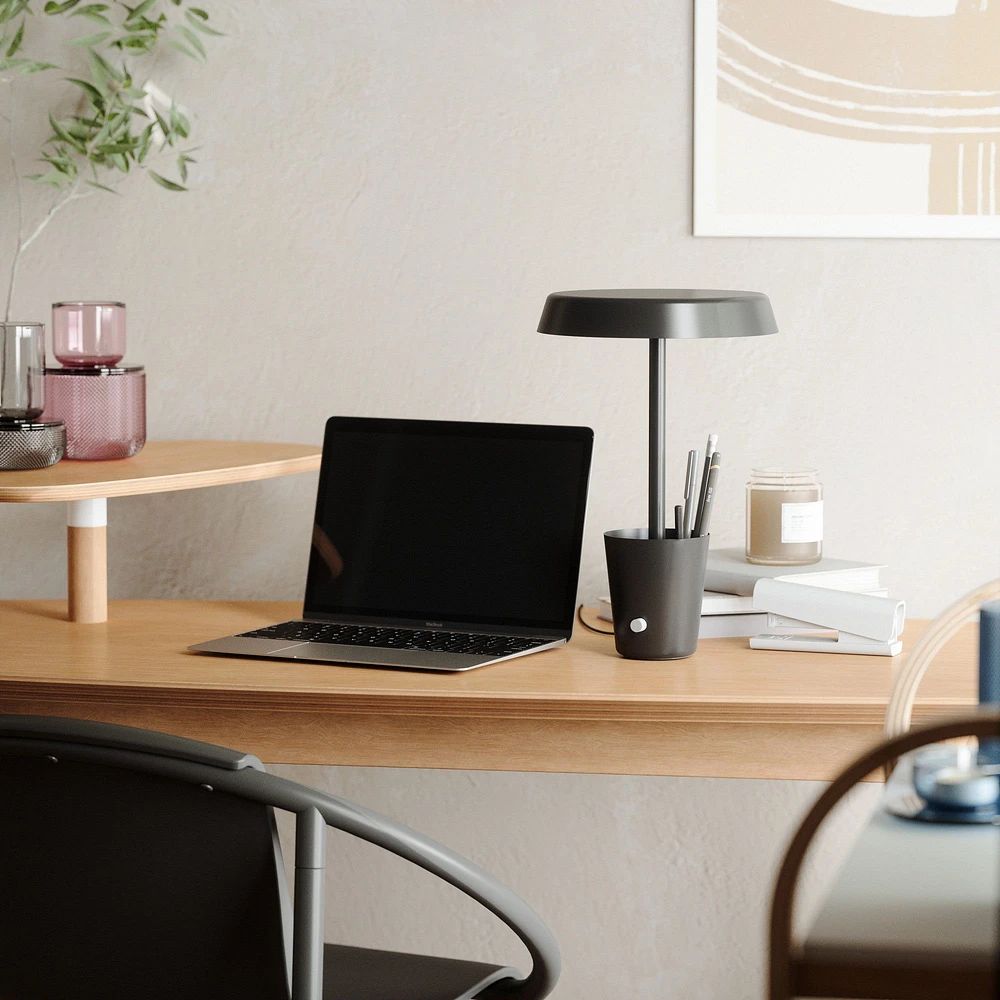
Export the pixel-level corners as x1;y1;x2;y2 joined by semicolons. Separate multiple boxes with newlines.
694;0;1000;237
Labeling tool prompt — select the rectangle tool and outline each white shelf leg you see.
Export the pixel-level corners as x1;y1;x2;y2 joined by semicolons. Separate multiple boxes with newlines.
67;498;108;623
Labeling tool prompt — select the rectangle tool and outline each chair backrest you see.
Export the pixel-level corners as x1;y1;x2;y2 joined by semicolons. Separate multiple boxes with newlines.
884;578;1000;740
0;717;291;1000
1;715;561;1000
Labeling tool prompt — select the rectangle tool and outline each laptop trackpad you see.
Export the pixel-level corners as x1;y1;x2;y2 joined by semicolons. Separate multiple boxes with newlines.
272;642;487;671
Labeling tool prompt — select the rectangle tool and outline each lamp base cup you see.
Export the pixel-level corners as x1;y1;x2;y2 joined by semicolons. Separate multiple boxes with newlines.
604;528;709;659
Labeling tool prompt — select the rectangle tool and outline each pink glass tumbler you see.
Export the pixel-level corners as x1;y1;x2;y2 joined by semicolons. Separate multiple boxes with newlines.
52;301;126;368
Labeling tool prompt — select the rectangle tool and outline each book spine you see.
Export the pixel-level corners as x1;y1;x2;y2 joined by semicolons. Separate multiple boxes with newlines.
702;570;758;597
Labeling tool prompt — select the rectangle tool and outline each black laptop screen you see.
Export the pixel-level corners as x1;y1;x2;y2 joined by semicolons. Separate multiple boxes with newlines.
303;417;593;632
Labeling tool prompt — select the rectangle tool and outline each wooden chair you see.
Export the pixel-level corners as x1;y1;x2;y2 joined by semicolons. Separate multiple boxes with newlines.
884;578;1000;744
768;710;1000;1000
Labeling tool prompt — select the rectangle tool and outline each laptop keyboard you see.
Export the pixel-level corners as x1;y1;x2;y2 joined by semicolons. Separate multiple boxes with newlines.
237;620;549;658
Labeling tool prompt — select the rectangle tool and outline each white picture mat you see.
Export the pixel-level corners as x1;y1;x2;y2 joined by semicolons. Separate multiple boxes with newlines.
693;0;1000;238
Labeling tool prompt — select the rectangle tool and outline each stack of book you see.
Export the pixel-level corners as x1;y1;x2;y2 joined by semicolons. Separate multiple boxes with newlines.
597;547;888;638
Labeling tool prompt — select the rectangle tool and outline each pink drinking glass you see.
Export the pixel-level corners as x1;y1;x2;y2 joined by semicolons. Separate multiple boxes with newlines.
52;301;126;368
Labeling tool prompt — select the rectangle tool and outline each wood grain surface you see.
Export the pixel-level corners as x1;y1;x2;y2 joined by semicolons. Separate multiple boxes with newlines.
0;440;321;502
0;600;977;777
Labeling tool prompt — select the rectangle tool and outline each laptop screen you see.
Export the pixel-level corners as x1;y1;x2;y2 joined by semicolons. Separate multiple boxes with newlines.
303;417;593;633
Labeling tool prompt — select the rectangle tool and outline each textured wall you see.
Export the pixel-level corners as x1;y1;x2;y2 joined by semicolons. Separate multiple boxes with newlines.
2;1;997;996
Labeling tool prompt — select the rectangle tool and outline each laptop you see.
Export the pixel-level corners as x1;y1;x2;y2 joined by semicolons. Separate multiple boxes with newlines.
190;416;593;672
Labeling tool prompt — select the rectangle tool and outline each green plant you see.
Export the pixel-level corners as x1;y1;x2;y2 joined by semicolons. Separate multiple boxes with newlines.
1;0;221;320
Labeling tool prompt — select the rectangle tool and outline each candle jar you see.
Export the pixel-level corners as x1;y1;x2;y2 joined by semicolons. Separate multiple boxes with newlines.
746;467;823;566
52;301;126;368
0;321;46;420
43;365;145;460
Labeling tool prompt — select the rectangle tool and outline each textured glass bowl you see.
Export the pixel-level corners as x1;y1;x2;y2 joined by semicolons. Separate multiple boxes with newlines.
52;301;126;368
0;419;65;470
42;365;145;461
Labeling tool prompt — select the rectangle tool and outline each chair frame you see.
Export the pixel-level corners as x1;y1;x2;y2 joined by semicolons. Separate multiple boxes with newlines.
769;709;1000;1000
0;715;560;1000
884;579;1000;745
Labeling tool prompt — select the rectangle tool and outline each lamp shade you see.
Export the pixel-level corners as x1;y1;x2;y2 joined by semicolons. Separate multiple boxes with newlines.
537;289;777;340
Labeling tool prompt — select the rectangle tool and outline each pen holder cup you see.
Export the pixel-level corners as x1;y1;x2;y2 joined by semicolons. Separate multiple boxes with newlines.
604;528;709;660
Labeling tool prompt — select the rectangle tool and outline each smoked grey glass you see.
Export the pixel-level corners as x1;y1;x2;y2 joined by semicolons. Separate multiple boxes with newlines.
0;322;45;421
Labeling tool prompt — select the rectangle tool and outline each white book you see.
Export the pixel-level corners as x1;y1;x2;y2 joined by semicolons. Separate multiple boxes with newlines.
698;612;771;638
596;590;888;637
597;591;756;619
703;548;886;598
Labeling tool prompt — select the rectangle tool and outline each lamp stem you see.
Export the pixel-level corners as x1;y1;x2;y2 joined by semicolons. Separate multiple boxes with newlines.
648;338;666;539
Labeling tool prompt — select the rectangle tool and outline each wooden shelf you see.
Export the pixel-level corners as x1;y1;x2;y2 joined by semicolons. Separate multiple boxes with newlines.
0;440;322;502
0;441;321;622
0;600;978;778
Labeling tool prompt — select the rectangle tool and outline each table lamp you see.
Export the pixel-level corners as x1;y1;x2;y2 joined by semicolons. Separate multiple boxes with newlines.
538;289;777;658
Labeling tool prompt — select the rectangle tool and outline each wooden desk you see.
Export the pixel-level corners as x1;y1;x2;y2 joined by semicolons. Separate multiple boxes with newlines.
0;601;977;779
796;805;1000;998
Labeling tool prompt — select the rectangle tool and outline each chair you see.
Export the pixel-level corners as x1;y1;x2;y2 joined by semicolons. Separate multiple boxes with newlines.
0;715;560;1000
883;577;1000;746
768;710;1000;1000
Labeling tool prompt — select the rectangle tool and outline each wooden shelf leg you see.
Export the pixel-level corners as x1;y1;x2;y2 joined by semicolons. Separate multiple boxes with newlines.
67;498;108;624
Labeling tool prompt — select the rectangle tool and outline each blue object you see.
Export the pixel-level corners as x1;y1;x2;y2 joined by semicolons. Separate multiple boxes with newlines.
979;599;1000;765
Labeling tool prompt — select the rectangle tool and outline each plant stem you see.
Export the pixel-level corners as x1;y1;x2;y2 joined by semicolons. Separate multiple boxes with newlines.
5;82;23;323
5;181;92;323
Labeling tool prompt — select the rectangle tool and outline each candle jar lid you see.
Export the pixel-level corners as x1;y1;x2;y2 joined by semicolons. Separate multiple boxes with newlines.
44;364;144;376
749;467;820;486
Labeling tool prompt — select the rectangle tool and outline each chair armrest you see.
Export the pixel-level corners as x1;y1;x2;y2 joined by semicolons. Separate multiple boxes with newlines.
251;771;561;1000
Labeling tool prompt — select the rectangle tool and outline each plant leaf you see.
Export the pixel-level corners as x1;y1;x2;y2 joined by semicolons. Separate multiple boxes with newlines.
169;103;189;137
152;107;171;143
69;30;112;46
149;169;186;191
86;179;119;193
166;37;196;59
44;0;82;13
184;8;221;35
20;60;58;75
76;11;112;25
113;34;155;51
32;170;73;187
88;46;123;83
0;0;31;25
175;23;204;58
5;18;23;58
136;123;153;160
66;76;104;104
125;0;157;21
48;113;86;152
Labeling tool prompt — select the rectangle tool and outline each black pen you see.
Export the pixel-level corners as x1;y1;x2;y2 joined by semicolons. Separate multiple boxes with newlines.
682;450;698;539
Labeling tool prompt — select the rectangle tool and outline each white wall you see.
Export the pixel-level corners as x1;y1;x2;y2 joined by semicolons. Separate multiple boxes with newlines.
2;1;998;996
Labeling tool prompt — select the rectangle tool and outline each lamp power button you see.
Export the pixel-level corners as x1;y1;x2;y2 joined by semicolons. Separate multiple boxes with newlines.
629;617;648;633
